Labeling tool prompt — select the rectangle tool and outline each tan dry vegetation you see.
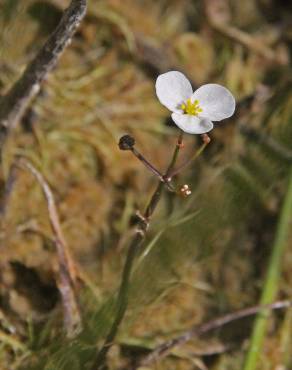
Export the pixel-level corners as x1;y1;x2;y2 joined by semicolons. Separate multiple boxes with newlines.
0;0;291;369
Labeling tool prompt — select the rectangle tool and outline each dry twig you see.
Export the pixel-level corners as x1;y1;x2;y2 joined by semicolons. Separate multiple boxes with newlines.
0;0;87;153
135;299;292;369
18;158;82;338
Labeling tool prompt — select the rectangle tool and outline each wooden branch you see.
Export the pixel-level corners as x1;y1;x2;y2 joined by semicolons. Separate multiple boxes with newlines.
18;158;82;338
0;0;87;147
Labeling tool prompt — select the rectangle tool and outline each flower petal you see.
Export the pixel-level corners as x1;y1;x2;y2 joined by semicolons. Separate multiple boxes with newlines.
156;71;193;113
191;84;235;121
171;113;213;134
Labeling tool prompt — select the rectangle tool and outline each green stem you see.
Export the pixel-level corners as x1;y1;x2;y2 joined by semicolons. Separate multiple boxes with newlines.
91;234;143;370
243;166;292;370
165;132;183;175
91;133;184;370
168;139;209;178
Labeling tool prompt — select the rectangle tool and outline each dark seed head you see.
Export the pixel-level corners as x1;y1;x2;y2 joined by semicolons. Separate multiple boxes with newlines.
118;135;135;150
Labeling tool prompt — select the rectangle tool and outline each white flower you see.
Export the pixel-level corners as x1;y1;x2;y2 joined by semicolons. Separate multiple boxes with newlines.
155;71;235;134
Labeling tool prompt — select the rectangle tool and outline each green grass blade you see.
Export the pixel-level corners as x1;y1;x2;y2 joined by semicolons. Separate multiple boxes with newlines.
243;166;292;370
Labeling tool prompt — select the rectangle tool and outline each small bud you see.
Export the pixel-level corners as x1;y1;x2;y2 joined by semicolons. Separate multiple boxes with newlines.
179;184;192;197
201;133;211;144
119;135;135;150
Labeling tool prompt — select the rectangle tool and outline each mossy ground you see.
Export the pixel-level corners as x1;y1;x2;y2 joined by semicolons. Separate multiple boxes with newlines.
0;1;291;369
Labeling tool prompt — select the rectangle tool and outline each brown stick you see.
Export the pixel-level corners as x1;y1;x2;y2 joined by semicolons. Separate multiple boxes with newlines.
135;299;292;369
18;158;82;338
0;0;87;148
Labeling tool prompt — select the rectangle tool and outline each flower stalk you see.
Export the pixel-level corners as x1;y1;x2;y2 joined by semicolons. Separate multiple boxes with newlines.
119;135;176;192
91;133;184;370
168;134;211;178
92;71;236;369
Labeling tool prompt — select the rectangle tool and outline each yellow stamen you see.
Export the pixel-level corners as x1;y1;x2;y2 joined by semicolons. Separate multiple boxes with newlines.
180;98;203;116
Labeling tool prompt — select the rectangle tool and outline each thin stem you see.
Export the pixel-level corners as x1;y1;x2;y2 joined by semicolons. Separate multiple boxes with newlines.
130;147;176;192
91;234;143;370
135;300;292;369
17;158;82;338
131;147;165;181
168;134;210;179
91;133;184;370
165;132;184;175
243;167;292;370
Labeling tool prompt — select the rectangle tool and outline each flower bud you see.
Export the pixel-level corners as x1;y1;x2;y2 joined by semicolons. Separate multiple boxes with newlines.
180;184;192;197
118;135;135;150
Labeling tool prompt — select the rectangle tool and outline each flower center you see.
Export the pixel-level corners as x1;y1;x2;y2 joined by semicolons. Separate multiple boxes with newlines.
181;99;203;116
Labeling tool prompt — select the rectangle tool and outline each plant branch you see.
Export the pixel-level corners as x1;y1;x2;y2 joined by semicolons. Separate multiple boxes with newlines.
0;0;87;150
131;147;165;182
135;299;292;369
17;158;82;338
91;133;184;370
119;135;176;192
131;147;176;193
168;134;210;179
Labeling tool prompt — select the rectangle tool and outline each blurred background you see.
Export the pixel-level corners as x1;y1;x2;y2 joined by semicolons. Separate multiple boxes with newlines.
0;0;291;369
